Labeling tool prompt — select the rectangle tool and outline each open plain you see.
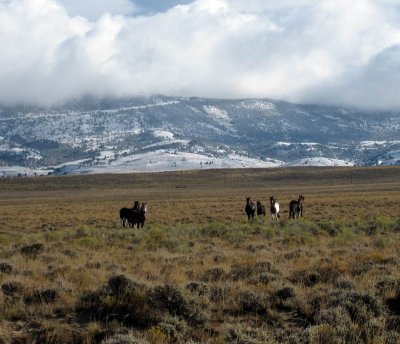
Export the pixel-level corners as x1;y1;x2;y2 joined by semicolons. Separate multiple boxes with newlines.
0;166;399;343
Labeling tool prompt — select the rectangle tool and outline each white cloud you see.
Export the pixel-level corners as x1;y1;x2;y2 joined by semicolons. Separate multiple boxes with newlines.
0;0;400;108
307;45;400;109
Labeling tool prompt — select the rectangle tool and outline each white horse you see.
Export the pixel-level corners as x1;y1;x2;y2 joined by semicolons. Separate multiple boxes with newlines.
270;196;280;220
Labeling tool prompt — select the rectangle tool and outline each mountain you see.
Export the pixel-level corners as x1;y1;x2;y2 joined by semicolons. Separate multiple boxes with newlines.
0;96;399;175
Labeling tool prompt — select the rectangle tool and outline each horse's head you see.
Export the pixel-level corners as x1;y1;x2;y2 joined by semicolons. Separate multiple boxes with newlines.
298;195;305;204
257;201;261;206
141;202;147;214
270;196;275;204
246;197;251;203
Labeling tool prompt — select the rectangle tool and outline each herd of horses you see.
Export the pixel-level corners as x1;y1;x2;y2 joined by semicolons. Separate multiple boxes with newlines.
119;201;147;228
119;195;304;228
245;195;305;221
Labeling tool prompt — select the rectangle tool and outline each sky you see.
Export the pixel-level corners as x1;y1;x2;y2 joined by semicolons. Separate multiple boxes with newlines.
1;0;400;108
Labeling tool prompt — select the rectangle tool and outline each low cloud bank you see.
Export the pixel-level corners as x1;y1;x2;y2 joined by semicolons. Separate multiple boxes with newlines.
0;0;400;109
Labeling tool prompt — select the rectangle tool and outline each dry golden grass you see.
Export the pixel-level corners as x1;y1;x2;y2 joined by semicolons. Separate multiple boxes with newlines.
1;166;399;229
0;166;399;343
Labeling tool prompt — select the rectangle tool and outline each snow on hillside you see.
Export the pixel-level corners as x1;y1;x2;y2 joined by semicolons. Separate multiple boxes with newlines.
239;100;276;112
375;150;400;166
1;96;399;175
284;157;354;167
142;130;189;149
152;130;175;139
203;106;232;127
49;151;284;175
100;100;181;114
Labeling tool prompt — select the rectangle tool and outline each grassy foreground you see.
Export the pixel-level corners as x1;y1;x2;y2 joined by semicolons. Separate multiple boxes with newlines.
0;167;399;343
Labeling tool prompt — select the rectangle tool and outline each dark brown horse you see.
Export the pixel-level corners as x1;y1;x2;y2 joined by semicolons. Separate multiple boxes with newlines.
289;195;304;219
119;201;140;227
256;201;266;217
125;202;147;228
245;197;256;220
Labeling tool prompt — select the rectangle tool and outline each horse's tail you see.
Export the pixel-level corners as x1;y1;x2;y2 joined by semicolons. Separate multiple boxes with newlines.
119;208;125;227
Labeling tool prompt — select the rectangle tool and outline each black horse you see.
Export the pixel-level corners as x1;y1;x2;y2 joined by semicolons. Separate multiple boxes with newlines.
120;201;140;227
289;195;304;219
245;197;256;220
256;201;266;217
126;202;147;228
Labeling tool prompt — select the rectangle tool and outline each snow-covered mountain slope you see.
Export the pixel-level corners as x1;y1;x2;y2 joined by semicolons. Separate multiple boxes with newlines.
284;157;354;167
364;150;400;166
0;96;399;175
49;150;283;175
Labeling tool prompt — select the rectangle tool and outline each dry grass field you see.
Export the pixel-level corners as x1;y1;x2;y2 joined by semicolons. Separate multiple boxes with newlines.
0;166;399;343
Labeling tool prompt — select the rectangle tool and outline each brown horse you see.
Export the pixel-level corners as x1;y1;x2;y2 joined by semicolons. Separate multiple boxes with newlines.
289;195;304;219
256;201;266;217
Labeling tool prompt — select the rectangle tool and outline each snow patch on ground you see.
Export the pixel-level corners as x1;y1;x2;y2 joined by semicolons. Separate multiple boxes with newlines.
46;151;283;175
284;157;354;167
274;142;319;147
1;153;364;176
203;106;231;126
240;101;276;112
360;140;400;147
142;139;189;150
275;142;292;147
101;101;180;114
152;130;175;139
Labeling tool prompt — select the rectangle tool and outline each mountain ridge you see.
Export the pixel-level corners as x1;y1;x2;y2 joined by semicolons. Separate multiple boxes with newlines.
0;96;399;175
